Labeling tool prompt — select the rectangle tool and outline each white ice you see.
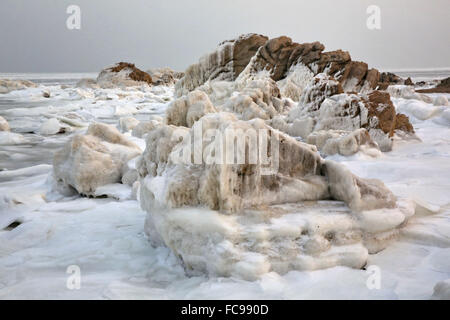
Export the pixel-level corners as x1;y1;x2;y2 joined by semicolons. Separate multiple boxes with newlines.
0;74;449;299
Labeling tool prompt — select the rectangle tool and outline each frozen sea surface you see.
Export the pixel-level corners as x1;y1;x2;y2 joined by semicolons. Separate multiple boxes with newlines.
0;73;449;299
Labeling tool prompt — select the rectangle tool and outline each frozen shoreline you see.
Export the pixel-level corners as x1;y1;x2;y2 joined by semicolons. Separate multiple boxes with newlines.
0;72;449;299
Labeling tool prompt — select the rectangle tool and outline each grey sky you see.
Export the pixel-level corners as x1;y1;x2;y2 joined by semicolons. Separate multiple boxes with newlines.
0;0;448;73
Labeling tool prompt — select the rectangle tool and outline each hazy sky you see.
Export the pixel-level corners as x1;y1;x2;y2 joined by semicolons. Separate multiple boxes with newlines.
0;0;449;73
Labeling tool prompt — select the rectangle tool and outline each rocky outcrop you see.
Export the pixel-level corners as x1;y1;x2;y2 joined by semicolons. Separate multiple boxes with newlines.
416;76;450;94
0;79;37;94
276;75;415;151
175;34;269;96
307;128;381;157
223;77;290;120
137;112;415;279
240;37;325;81
96;62;153;87
53;123;142;196
0;116;10;131
177;34;408;97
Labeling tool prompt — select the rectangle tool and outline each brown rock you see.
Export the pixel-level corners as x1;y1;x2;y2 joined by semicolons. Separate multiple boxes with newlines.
246;36;325;81
379;72;403;84
364;91;397;135
364;91;414;136
340;61;369;91
393;114;414;133
108;62;153;85
300;75;344;112
230;34;270;77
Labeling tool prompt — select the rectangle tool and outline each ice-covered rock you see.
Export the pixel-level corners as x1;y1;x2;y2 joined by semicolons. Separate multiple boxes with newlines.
97;62;153;88
137;112;414;279
222;77;290;120
307;128;381;157
284;83;414;150
0;79;37;94
0;116;10;131
239;36;325;82
416;76;450;94
117;117;140;133
297;74;343;112
175;34;269;96
276;64;315;101
166;90;217;127
147;67;184;86
53;123;142;196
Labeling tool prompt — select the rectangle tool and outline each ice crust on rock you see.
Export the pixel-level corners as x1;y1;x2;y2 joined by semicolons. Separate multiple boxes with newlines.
307;128;381;157
137;112;415;279
147;67;184;86
91;62;154;88
277;76;415;151
176;34;404;98
53;122;142;196
166;90;217;127
0;79;37;94
175;34;269;97
0;116;10;131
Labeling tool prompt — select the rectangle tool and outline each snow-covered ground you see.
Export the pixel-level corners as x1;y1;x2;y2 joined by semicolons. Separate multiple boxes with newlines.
0;73;449;299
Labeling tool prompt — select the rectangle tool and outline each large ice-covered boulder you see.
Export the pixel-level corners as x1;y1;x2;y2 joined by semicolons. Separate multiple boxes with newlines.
137;112;414;279
176;34;407;97
53;123;142;196
147;67;184;86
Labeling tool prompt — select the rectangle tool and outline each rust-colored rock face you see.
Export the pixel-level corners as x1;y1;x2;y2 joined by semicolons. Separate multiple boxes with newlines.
394;113;415;134
109;62;153;85
238;36;404;93
177;34;409;96
364;91;414;136
230;34;269;77
247;37;325;81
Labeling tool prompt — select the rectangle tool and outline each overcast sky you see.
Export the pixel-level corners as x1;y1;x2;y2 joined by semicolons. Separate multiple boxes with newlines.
0;0;448;73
